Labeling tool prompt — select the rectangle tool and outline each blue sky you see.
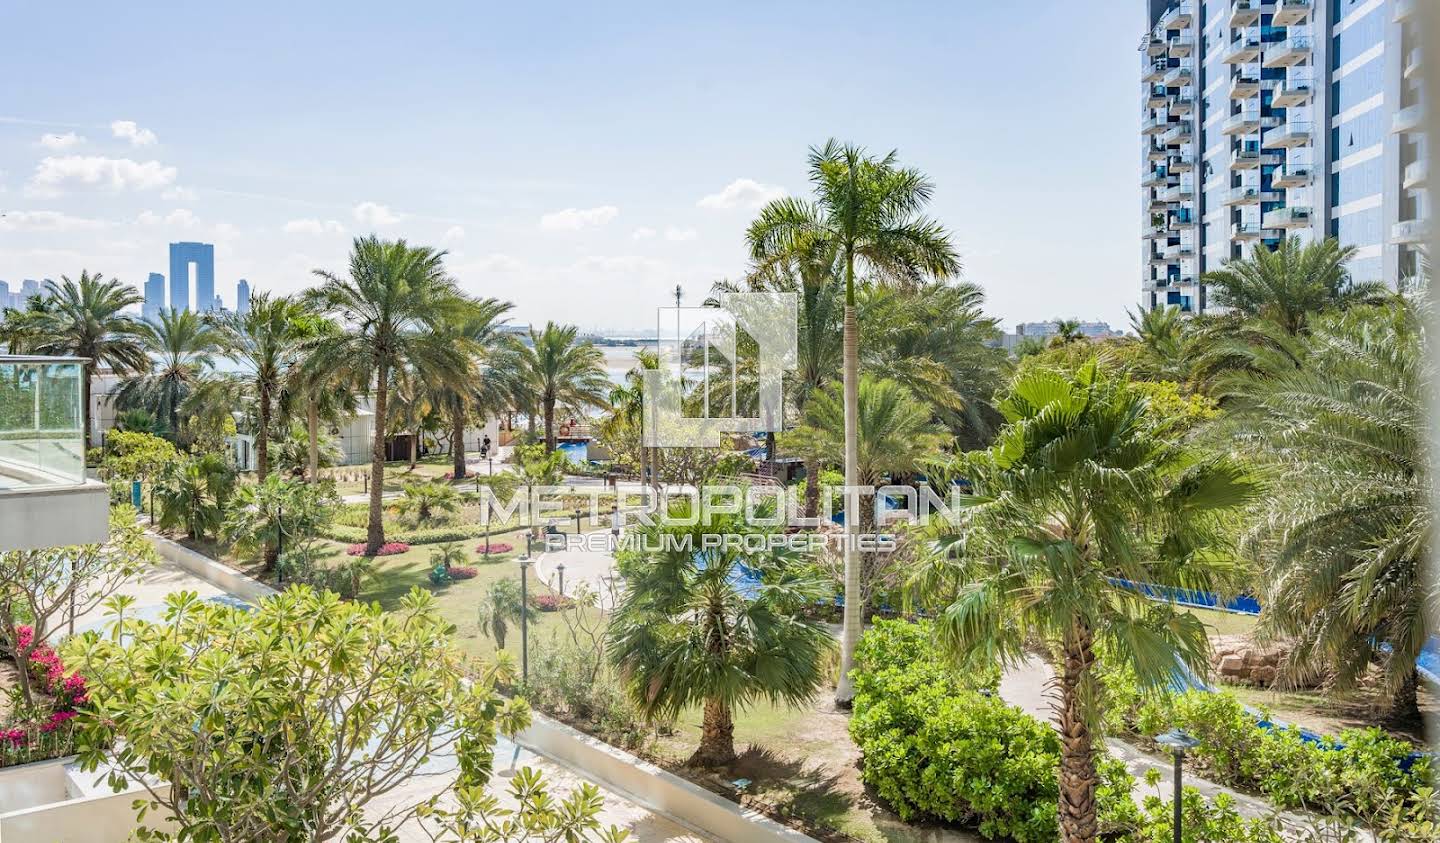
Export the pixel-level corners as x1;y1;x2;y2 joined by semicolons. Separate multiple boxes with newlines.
0;1;1142;333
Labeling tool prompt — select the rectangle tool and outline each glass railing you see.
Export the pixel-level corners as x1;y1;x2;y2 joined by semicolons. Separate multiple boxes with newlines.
0;357;86;489
1393;105;1423;134
1266;36;1313;59
1223;111;1261;132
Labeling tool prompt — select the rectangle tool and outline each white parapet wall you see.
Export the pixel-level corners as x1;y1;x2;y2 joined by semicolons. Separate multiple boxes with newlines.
0;756;175;842
515;712;819;843
143;532;279;604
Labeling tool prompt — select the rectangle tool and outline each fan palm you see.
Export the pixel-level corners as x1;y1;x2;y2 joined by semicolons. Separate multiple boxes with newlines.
307;236;479;554
518;322;610;453
1240;303;1433;720
29;272;149;453
608;509;835;766
115;308;220;437
1201;236;1385;337
210;293;313;481
426;298;513;480
747;139;960;703
476;578;529;651
1126;304;1192;384
917;361;1256;843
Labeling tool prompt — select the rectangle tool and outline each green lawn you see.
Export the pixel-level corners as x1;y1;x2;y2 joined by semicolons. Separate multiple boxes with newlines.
1188;606;1261;637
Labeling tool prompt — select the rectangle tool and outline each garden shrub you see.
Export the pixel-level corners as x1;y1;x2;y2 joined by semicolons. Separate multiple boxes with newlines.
447;566;478;580
531;594;571;612
346;542;409;557
2;625;89;767
850;619;1133;841
475;542;514;555
322;520;513;546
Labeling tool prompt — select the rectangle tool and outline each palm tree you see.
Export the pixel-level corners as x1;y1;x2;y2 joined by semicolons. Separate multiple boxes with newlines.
155;452;236;541
917;361;1255;843
307;236;479;554
114;309;220;437
211;293;312;481
1201;236;1385;337
289;314;358;483
604;348;661;494
519;322;610;453
386;364;434;470
1127;304;1192;384
428;298;513;480
1240;303;1433;721
30;272;149;454
394;480;461;524
476;578;529;650
747;140;960;704
608;509;835;766
1049;319;1086;348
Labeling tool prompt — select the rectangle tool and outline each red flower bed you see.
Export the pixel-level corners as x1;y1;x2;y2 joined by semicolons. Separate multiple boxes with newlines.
531;594;573;612
3;626;89;757
447;566;478;580
346;542;410;557
474;542;514;555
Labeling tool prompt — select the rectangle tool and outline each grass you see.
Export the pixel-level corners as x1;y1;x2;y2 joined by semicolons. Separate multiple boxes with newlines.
1188;606;1261;637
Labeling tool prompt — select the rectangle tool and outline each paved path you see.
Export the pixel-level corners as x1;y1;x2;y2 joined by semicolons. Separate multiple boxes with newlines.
1000;654;1317;827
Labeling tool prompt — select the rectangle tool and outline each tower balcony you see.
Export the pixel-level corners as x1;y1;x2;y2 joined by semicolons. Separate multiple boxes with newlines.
1404;159;1427;190
1272;0;1311;27
1263;121;1312;148
1223;34;1263;65
1263;35;1313;69
1392;104;1423;135
1170;94;1195;115
1169;152;1195;172
1146;35;1168;57
1232;221;1265;240
1229;0;1261;28
1224;185;1265;206
1148;145;1171;161
1271;164;1312;188
1392;218;1428;244
1160;2;1195;29
0;356;109;553
1222;110;1263;135
1142;115;1169;135
1169;35;1195;59
1163;64;1194;86
1142;169;1171;188
1229;75;1261;99
1395;0;1416;23
1231;147;1263;169
1146;87;1170;108
1159;122;1192;145
1404;49;1422;80
1262;206;1314;229
1143;58;1169;83
1273;75;1313;107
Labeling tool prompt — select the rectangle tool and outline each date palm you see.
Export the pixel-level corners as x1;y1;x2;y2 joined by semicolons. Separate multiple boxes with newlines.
427;298;513;480
918;362;1255;843
747;140;960;703
1201;236;1385;337
608;509;834;766
519;322;610;453
307;237;478;554
30;272;149;454
115;309;220;438
1240;303;1433;721
210;293;312;481
1127;304;1193;384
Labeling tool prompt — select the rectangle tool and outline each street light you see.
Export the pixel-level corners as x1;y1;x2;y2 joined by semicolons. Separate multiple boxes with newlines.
519;557;530;684
1155;728;1200;843
556;562;566;597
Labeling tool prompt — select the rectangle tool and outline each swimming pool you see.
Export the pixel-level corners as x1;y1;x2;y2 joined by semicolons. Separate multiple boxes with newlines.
556;441;588;464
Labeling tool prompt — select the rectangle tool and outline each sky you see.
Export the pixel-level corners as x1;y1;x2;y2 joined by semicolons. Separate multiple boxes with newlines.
0;1;1143;335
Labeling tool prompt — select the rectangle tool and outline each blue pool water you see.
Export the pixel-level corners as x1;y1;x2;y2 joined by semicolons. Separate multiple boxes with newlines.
556;441;588;464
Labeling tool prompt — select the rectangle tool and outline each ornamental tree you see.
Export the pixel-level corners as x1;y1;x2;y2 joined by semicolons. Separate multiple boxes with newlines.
62;586;532;843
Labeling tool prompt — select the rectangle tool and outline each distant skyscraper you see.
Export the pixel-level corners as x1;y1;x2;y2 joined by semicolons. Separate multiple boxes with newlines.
143;273;166;320
20;280;40;301
0;281;10;310
168;242;216;313
236;279;251;316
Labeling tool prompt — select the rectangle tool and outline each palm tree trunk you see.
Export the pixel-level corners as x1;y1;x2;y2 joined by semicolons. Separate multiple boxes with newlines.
1058;622;1099;843
409;429;418;469
544;397;556;453
451;413;467;480
256;385;271;482
764;431;776;477
367;362;389;555
691;697;736;766
836;297;861;705
306;399;320;483
1391;668;1423;725
804;456;820;520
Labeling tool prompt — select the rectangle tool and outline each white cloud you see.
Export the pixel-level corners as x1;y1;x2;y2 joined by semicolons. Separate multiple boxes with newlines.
38;132;84;150
110;120;158;146
137;208;199;228
539;205;618;231
353;201;401;227
283;218;347;235
162;186;197;201
454;253;524;274
442;225;466;242
27;155;177;197
631;226;656;240
0;210;107;232
571;255;664;274
664;226;698;242
697;178;785;210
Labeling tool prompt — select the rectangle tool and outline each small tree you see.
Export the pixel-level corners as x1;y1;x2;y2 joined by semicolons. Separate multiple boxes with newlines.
416;767;630;842
155;452;235;540
608;508;835;766
476;579;529;650
97;429;178;484
395;480;462;524
0;507;153;705
221;474;339;568
62;586;533;843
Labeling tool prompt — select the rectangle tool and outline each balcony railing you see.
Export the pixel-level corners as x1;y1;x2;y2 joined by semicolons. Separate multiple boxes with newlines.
1272;164;1312;188
1392;104;1423;135
1160;122;1192;144
1404;49;1422;80
1229;0;1261;28
1223;34;1263;64
1263;121;1312;148
1395;0;1416;23
1229;75;1260;99
0;357;86;490
1142;115;1169;135
1392;218;1428;244
1264;35;1313;68
1222;110;1262;135
1273;0;1311;27
1232;221;1263;239
1225;185;1263;205
1404;159;1427;189
1273;74;1313;107
1163;63;1194;86
1160;2;1195;29
1230;147;1261;169
1263;206;1314;229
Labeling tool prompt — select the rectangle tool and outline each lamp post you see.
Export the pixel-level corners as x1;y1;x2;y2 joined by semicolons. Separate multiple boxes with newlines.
276;503;285;586
574;509;582;534
519;557;529;684
1155;728;1200;843
556;562;566;597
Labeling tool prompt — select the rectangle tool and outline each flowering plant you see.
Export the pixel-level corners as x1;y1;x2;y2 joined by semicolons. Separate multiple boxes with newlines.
346;542;410;557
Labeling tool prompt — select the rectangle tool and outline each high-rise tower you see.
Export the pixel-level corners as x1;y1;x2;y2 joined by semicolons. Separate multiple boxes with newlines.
168;242;216;313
